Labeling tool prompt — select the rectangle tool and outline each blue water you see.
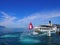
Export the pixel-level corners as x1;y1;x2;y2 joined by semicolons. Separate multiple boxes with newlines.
0;28;60;45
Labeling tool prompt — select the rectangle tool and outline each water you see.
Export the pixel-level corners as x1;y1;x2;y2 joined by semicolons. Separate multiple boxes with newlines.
0;28;60;45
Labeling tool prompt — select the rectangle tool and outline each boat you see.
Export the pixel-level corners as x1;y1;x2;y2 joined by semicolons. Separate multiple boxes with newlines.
28;21;60;36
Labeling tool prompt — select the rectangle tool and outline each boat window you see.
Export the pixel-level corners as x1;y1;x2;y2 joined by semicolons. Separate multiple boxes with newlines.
40;28;51;30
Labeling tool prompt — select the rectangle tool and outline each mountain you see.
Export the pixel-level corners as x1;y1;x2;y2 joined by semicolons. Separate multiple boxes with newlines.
0;26;5;29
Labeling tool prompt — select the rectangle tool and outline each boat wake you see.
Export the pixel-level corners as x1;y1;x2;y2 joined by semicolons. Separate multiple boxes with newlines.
19;30;47;44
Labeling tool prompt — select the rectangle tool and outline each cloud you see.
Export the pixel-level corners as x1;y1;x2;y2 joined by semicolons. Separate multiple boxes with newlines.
17;11;60;23
0;11;60;28
0;12;17;28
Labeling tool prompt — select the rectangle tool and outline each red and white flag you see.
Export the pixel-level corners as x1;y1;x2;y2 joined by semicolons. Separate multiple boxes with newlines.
28;22;33;30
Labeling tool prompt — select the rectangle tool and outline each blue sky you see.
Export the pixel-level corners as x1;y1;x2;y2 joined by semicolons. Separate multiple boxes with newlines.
0;0;60;28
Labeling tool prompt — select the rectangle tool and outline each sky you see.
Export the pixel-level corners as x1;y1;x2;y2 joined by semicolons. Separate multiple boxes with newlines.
0;0;60;28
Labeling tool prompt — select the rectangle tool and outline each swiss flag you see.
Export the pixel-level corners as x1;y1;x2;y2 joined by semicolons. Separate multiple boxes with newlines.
28;22;33;30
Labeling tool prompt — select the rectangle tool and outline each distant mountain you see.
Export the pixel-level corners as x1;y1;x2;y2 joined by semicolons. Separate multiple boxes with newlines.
53;24;60;28
0;26;5;29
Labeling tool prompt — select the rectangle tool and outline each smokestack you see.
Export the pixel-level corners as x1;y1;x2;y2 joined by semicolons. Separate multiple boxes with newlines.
49;20;52;26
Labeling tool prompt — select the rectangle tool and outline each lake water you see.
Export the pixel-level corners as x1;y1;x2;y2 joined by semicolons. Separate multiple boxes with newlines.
0;28;60;45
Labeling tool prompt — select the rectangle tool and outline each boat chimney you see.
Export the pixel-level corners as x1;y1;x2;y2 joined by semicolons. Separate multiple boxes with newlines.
49;20;52;26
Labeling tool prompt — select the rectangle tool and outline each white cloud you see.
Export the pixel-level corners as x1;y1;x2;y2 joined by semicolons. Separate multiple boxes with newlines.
0;12;17;28
0;11;60;28
17;11;60;23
